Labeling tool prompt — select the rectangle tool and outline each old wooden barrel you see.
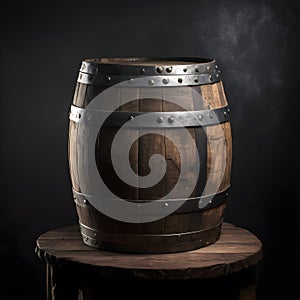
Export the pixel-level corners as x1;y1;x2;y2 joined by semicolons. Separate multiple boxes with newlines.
68;57;232;253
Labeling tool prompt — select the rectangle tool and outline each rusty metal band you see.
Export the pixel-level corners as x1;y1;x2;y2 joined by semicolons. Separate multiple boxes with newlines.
73;187;229;214
80;57;220;76
77;72;220;87
69;105;230;128
79;220;223;248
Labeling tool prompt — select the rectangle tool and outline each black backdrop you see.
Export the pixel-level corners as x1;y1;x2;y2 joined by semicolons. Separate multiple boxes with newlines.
1;0;299;299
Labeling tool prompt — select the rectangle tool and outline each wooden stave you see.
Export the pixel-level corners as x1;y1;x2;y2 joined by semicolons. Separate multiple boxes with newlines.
68;61;232;253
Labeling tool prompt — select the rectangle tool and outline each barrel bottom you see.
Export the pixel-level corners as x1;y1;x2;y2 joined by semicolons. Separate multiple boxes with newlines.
79;221;222;254
75;201;226;254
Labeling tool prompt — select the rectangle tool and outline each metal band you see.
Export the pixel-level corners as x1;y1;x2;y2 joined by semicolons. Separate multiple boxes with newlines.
192;95;208;198
73;187;229;214
195;127;207;198
69;105;230;128
79;220;223;248
77;72;220;87
80;57;221;76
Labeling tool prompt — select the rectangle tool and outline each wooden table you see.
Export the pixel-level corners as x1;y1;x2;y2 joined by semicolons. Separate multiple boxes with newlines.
36;223;262;300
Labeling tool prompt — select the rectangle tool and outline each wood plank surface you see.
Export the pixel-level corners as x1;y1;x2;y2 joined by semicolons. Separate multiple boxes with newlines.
36;223;262;280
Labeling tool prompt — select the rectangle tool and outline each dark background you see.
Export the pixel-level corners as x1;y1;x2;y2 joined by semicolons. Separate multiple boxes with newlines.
1;0;299;299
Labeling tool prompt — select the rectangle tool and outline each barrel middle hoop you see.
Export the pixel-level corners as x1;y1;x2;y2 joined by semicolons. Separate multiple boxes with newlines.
69;105;230;128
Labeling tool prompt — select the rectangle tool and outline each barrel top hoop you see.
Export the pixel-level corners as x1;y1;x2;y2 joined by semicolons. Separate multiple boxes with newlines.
79;57;221;77
77;73;221;87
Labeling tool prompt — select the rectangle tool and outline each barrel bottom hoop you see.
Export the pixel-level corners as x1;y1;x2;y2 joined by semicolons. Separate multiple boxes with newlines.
79;221;223;254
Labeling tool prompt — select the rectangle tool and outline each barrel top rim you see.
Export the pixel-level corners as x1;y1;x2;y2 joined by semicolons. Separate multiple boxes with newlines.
83;57;216;66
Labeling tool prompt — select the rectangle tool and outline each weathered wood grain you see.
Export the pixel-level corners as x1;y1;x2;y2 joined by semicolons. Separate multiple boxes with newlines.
36;223;262;300
36;223;262;279
68;59;233;253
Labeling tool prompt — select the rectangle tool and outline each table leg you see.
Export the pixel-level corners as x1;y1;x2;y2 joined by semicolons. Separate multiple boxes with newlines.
46;263;79;300
238;267;257;300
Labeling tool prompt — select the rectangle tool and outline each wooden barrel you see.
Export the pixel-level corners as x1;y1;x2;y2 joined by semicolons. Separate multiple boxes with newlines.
68;57;232;253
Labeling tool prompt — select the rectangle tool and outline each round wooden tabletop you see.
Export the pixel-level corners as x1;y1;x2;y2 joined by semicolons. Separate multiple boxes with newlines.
36;222;262;280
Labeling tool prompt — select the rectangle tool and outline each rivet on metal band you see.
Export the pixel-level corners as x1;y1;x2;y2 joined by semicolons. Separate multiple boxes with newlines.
69;105;230;128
